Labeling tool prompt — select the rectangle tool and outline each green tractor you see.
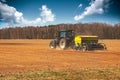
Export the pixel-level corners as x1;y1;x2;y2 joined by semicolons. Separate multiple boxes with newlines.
49;30;106;51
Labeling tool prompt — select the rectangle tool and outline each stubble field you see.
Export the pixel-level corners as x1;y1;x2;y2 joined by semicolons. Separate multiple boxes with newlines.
0;39;120;75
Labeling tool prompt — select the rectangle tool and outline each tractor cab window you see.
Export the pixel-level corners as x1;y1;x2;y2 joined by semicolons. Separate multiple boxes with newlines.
58;30;74;38
66;31;73;37
59;31;66;38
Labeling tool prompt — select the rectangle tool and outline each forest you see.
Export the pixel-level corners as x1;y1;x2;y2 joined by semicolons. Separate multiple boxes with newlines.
0;23;120;39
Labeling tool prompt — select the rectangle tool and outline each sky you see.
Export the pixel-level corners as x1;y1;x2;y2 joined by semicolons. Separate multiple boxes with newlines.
0;0;120;28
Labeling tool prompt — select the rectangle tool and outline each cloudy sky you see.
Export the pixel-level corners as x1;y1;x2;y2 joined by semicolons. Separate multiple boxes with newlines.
0;0;120;28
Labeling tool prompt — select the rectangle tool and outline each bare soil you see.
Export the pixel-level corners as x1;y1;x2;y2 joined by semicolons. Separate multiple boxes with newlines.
0;39;120;74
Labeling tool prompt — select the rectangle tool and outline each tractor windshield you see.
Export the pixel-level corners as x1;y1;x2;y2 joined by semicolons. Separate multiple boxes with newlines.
59;31;66;38
58;30;74;38
66;31;74;37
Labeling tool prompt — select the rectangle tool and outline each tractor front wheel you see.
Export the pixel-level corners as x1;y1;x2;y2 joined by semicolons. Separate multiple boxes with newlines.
49;40;56;49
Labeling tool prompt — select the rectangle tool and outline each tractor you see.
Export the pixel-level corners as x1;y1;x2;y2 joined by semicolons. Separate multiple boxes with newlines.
49;30;106;51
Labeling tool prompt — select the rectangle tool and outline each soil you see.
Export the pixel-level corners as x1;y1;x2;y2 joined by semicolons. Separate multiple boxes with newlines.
0;39;120;74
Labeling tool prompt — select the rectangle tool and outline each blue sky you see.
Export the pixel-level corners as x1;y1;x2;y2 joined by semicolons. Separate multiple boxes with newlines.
0;0;120;28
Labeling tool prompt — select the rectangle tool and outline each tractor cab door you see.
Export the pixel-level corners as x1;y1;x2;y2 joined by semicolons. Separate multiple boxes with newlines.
56;31;66;44
56;30;74;44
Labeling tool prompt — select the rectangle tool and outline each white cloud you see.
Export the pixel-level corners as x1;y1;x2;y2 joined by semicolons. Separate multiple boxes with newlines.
74;0;109;21
0;0;6;2
0;2;55;27
40;5;55;23
78;4;82;8
0;2;25;24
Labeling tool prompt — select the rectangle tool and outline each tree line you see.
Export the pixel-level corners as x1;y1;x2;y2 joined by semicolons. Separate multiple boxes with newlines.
0;23;120;39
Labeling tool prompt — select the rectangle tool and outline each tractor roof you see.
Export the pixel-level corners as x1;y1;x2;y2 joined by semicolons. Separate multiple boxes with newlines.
59;30;72;32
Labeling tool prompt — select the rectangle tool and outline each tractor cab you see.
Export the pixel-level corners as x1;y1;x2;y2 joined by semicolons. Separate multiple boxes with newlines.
56;30;74;44
57;30;74;38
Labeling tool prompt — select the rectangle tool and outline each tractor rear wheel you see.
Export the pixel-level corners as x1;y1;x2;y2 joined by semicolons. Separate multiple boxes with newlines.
59;38;67;49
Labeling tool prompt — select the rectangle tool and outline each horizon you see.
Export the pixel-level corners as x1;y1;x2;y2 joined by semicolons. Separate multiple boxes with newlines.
0;22;119;29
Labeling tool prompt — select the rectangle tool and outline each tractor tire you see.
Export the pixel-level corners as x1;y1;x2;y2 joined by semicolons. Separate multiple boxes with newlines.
71;42;76;50
81;44;87;52
59;38;67;49
98;43;107;50
49;40;56;49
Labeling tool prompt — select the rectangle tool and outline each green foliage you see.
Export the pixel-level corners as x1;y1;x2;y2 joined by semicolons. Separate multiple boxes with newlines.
0;68;120;80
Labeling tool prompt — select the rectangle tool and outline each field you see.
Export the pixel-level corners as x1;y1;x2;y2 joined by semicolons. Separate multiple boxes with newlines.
0;39;120;79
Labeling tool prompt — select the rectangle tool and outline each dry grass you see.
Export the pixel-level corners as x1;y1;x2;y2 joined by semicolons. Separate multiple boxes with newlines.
0;68;120;80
